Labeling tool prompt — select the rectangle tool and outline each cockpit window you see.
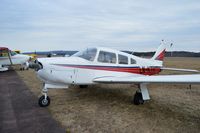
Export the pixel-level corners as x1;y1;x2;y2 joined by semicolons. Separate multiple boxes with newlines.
73;48;97;61
98;51;116;63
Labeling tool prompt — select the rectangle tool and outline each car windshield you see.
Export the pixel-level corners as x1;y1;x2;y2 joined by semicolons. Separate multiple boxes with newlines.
72;48;97;61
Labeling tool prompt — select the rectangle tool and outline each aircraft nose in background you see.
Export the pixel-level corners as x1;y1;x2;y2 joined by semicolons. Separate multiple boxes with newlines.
25;55;32;61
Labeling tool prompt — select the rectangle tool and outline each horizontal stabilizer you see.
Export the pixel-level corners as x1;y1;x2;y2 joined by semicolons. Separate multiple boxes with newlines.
161;67;199;73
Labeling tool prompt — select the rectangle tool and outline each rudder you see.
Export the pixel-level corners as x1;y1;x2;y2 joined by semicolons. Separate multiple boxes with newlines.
152;40;167;61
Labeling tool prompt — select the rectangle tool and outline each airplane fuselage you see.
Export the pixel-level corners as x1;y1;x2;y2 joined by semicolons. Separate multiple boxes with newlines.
37;47;162;86
0;54;30;66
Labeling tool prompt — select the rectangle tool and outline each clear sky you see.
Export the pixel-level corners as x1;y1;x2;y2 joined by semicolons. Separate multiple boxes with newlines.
0;0;200;52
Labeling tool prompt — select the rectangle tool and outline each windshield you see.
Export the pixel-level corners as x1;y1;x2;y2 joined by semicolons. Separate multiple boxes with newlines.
73;48;97;61
10;51;17;56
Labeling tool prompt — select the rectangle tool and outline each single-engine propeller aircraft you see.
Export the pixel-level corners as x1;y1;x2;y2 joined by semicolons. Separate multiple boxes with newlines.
0;47;31;71
30;41;200;107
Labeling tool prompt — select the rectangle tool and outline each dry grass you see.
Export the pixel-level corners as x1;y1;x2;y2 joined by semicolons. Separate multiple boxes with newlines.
17;57;200;133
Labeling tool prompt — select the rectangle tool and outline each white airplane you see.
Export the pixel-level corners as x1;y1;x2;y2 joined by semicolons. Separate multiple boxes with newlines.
0;47;31;71
31;41;200;107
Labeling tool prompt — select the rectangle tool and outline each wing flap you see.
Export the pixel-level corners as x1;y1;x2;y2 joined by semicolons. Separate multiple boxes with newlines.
93;74;200;84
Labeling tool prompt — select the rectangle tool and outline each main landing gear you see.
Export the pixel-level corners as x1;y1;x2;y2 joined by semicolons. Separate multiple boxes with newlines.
79;85;88;88
132;84;150;105
133;91;144;105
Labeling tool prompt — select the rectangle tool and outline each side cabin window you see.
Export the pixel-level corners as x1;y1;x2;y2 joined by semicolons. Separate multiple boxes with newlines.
98;51;116;63
118;54;128;64
131;58;136;64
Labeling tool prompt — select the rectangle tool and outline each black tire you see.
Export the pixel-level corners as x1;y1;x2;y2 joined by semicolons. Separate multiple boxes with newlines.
132;92;144;105
79;85;88;88
38;95;50;107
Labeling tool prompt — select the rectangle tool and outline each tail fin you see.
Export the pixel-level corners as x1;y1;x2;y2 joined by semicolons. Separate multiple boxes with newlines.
152;40;167;61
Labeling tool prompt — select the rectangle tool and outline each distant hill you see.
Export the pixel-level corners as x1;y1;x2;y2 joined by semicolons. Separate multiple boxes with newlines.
123;51;200;57
23;50;78;56
24;50;200;57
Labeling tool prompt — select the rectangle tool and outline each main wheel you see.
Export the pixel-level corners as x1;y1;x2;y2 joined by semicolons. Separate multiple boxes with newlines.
79;85;88;88
38;95;50;107
132;91;144;105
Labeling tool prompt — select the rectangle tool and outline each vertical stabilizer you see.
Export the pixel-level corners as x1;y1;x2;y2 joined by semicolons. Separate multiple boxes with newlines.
152;40;167;61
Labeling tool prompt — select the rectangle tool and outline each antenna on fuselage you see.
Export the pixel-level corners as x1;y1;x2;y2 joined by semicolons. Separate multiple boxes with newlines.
131;51;134;55
170;43;174;57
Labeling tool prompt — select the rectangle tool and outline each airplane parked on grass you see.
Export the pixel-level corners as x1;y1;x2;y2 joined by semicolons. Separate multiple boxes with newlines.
29;41;200;107
0;47;31;71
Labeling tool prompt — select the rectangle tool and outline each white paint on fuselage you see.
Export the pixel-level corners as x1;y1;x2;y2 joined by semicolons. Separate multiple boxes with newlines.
37;47;162;86
0;54;30;66
0;53;31;71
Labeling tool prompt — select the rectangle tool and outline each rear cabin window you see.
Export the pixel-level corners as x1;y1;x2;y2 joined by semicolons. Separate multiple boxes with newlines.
98;51;116;63
118;54;128;64
131;58;136;64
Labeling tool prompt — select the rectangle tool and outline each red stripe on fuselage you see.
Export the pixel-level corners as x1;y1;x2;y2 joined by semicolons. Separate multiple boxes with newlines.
54;64;161;75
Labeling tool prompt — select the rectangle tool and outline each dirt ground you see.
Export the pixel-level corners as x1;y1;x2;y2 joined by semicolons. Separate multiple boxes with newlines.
16;57;200;133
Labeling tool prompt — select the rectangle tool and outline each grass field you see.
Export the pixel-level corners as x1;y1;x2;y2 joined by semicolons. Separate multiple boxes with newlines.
17;57;200;133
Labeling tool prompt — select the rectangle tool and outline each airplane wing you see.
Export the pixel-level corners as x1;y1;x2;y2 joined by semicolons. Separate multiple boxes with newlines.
93;74;200;84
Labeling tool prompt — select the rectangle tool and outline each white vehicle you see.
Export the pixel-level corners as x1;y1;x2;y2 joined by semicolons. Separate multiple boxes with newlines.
32;41;200;107
0;47;31;71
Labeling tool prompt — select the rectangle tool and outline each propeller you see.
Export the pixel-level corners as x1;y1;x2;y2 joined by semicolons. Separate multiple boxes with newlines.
28;60;43;71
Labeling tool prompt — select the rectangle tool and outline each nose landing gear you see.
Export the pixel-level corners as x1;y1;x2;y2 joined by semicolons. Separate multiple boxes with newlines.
38;95;50;107
38;85;50;107
38;83;69;107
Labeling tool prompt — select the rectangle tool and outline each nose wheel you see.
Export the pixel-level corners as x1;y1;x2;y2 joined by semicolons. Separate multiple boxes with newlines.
38;95;50;107
38;84;50;107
